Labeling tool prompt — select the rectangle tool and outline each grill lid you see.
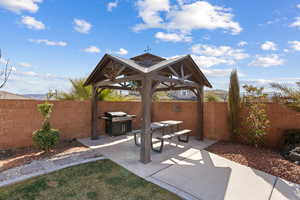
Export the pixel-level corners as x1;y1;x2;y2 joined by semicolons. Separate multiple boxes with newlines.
105;112;127;117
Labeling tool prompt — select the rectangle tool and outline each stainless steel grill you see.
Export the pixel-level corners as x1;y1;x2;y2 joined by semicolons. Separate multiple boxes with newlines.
102;112;136;136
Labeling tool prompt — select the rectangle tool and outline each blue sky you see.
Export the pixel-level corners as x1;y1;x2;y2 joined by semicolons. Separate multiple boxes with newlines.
0;0;300;94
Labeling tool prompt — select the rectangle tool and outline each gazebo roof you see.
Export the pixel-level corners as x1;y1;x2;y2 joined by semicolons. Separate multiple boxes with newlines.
84;53;212;88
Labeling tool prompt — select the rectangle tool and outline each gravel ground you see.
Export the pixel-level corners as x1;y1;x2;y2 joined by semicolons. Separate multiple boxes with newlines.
0;140;88;172
206;142;300;184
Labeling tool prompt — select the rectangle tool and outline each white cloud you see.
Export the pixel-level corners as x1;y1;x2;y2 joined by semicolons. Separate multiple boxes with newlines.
201;68;232;77
134;0;170;31
84;46;101;53
29;39;67;46
288;41;300;51
261;41;277;51
191;44;249;60
192;55;233;68
290;17;300;28
19;62;32;67
249;54;284;67
107;1;118;12
134;0;242;35
238;41;248;47
115;48;128;55
21;16;45;30
21;71;38;76
0;0;42;14
155;32;191;42
6;70;70;94
74;18;92;34
297;4;300;9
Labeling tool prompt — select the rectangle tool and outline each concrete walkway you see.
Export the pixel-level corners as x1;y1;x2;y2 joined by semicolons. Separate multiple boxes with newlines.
79;135;300;200
0;149;105;187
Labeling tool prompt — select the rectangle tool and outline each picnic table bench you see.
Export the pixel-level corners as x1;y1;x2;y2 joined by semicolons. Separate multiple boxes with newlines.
131;120;191;153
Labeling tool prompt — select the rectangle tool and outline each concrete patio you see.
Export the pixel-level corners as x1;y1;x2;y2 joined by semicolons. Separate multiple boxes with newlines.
79;135;300;200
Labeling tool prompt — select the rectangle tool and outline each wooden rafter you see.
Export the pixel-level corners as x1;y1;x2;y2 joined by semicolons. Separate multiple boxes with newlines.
150;74;199;88
98;85;140;91
95;74;144;87
168;66;179;77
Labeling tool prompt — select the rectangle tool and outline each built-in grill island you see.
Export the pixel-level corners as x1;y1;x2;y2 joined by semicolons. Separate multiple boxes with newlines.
101;112;136;136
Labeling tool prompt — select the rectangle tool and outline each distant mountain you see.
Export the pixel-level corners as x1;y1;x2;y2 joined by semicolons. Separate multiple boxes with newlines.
205;89;228;101
23;94;47;100
0;91;31;100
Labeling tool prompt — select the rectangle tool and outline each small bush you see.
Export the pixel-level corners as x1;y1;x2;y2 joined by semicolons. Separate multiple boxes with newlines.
32;102;59;152
242;85;270;146
33;129;59;152
205;93;220;102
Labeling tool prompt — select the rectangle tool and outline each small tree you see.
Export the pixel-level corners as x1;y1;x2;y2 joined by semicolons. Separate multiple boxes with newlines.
242;85;270;146
228;69;241;141
32;102;59;152
57;78;128;101
205;93;220;102
0;49;12;89
270;82;300;112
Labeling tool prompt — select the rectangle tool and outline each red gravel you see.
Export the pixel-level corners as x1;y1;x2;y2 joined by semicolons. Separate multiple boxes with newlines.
206;142;300;184
0;140;88;172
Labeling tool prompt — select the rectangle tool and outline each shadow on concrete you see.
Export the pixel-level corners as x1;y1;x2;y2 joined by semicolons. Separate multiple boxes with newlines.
79;135;232;200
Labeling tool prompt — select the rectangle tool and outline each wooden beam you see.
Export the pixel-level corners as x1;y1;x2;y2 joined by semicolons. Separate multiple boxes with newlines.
95;74;144;87
116;66;126;76
155;86;194;92
196;86;204;140
180;64;184;78
168;66;179;77
140;76;152;164
99;85;140;91
91;85;99;140
151;81;161;94
150;74;200;88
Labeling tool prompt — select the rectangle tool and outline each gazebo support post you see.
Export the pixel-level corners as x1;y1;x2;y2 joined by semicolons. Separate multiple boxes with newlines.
196;86;204;140
91;85;99;140
140;76;152;164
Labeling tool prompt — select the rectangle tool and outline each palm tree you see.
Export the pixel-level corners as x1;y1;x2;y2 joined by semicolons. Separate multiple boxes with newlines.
228;69;241;141
57;78;116;101
270;82;300;112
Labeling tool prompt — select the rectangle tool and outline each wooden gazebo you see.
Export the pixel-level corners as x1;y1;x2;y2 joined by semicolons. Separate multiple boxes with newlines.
84;53;212;164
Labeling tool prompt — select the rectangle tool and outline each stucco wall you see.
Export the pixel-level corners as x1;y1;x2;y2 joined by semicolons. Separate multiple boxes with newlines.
0;100;299;149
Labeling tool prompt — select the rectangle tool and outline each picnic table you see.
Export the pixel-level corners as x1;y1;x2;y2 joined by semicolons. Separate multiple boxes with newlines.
132;120;191;153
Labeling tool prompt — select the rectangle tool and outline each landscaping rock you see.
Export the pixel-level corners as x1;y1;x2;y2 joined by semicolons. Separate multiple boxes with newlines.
289;147;300;164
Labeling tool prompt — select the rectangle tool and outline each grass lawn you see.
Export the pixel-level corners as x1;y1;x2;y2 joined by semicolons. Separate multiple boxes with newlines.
0;159;181;200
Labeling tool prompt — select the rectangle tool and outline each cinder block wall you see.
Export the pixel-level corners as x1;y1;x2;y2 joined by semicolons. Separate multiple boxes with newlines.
0;100;91;149
0;100;299;149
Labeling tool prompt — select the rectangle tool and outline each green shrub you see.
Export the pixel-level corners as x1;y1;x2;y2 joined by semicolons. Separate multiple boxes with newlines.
205;93;220;102
32;102;59;152
242;85;270;146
